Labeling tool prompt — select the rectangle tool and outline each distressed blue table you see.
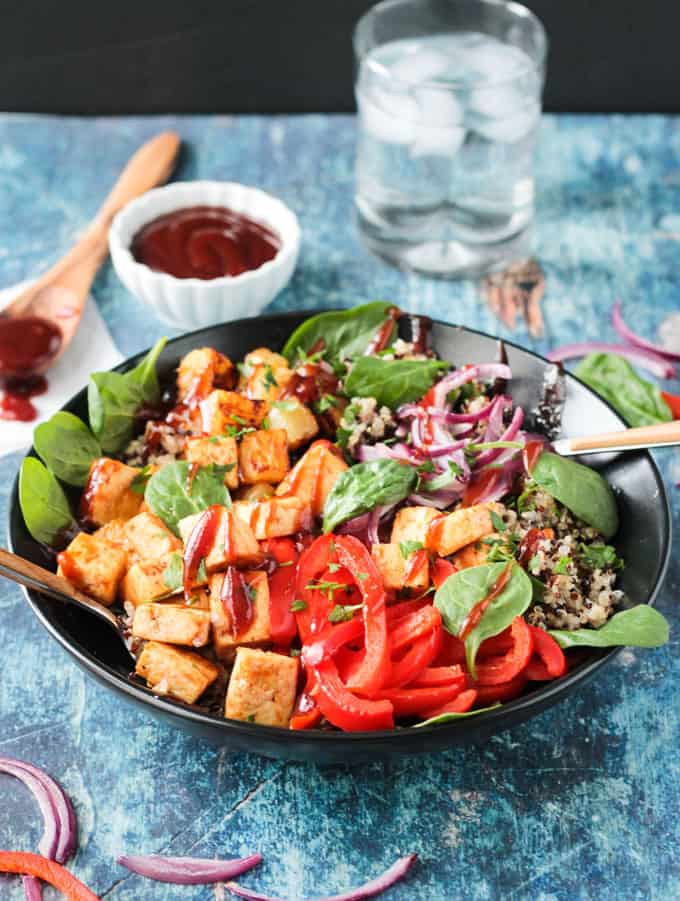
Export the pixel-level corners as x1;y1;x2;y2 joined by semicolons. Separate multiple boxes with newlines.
0;114;679;900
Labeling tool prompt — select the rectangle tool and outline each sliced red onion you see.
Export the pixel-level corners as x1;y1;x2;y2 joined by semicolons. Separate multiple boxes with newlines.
226;853;417;901
547;342;675;379
428;404;495;424
408;489;460;508
612;300;680;363
21;877;43;901
426;440;468;458
474;407;525;467
429;364;511;409
118;853;262;884
479;394;511;444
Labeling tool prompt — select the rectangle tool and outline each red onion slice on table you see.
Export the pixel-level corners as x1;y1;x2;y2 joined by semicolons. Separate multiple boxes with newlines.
612;299;680;362
547;342;675;379
117;853;262;884
226;852;417;901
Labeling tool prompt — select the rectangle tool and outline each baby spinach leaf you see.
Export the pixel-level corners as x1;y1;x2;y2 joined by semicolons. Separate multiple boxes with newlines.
550;605;669;649
33;411;101;486
414;704;500;728
282;302;397;366
88;337;166;454
322;459;418;533
144;461;231;536
19;457;76;547
575;353;672;427
434;562;533;677
343;357;449;409
531;451;619;539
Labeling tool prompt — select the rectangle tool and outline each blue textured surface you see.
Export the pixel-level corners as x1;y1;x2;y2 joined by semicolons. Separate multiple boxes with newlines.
0;114;679;900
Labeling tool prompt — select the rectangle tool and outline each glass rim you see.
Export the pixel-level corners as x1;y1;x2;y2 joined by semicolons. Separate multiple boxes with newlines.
353;0;548;91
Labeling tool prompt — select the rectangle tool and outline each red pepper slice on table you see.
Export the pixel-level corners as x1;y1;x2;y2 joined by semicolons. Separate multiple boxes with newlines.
472;616;533;686
263;537;299;646
525;625;567;680
419;688;478;719
0;851;99;901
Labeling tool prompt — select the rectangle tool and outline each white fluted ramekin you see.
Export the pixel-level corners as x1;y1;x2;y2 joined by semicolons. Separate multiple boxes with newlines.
109;181;300;330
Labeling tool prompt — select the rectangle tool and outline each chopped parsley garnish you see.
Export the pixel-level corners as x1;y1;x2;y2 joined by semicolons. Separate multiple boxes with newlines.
130;465;152;495
290;648;301;657
277;559;294;568
305;579;353;602
328;562;342;573
490;510;506;533
290;599;307;612
314;394;339;414
554;556;571;575
328;603;364;624
399;540;424;559
579;543;623;571
528;553;541;573
263;364;279;390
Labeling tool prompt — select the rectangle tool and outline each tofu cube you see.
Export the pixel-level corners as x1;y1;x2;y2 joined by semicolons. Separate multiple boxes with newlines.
267;398;319;450
238;428;289;484
241;347;290;377
199;390;268;435
121;558;179;607
57;532;127;606
275;440;348;515
453;540;494;569
135;641;220;704
132;603;211;647
371;544;430;592
92;518;130;551
209;570;271;659
242;363;294;402
391;506;442;546
225;647;299;727
232;496;309;539
184;435;239;489
236;482;275;502
123;512;182;564
425;503;502;557
178;507;262;571
79;458;144;526
177;347;235;403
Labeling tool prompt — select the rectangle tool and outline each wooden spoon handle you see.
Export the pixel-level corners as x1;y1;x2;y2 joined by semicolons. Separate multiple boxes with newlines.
0;547;120;629
555;420;680;455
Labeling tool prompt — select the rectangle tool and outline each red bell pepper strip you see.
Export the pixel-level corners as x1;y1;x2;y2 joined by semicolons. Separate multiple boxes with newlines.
294;534;338;642
523;438;545;473
376;680;466;717
433;631;467;667
431;557;457;590
661;390;680;419
419;688;478;719
476;628;514;658
0;851;99;900
263;538;299;645
410;665;464;687
386;622;443;689
472;617;533;686
525;625;567;680
462;468;506;507
472;671;528;705
305;654;394;731
389;606;442;655
386;598;431;623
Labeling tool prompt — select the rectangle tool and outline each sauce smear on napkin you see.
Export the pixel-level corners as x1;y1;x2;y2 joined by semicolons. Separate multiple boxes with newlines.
0;316;61;421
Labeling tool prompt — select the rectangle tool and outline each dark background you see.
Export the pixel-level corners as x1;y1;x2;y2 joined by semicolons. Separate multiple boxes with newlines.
0;0;675;114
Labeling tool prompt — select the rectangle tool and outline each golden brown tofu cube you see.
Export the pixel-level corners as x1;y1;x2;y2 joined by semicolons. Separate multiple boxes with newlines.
57;532;127;606
199;390;268;435
391;506;442;546
232;496;309;540
225;647;299;727
425;503;502;557
236;482;275;502
79;458;144;527
136;641;220;704
177;347;235;403
92;518;130;551
238;428;289;485
121;559;179;607
243;363;294;402
178;507;262;571
275;440;348;515
123;512;182;564
209;570;271;659
132;603;211;647
267;399;319;450
241;347;289;376
371;544;430;592
184;435;239;489
453;540;494;569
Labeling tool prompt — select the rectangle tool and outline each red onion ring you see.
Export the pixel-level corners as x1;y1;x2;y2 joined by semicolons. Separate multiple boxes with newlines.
226;853;417;901
118;853;262;884
474;407;525;467
612;299;680;363
547;342;675;379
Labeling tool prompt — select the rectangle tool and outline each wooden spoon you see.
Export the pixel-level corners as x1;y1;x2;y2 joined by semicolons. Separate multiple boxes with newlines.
0;131;180;376
553;420;680;455
0;547;133;659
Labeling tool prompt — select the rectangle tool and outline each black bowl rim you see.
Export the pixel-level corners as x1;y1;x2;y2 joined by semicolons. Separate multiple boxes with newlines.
8;310;672;745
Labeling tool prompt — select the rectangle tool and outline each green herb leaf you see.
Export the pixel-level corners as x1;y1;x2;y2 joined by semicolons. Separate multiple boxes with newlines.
528;553;541;572
162;552;184;590
422;461;464;492
328;603;364;623
314;394;339;414
343;357;449;409
144;461;230;536
467;440;524;452
399;540;424;559
489;510;506;533
282;302;398;366
531;451;619;538
19;457;76;547
554;556;571;575
305;579;353;602
414;704;501;728
434;562;533;676
291;599;307;612
549;605;669;649
322;459;418;533
130;465;153;495
578;542;623;570
263;364;278;390
33;411;101;487
575;353;673;427
272;400;299;412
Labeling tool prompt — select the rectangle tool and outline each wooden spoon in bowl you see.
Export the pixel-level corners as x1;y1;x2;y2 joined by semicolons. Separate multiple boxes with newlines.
0;131;180;380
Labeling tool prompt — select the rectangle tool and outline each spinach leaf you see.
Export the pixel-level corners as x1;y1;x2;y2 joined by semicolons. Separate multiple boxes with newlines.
282;302;397;366
414;704;500;728
531;451;619;539
33;411;101;486
88;337;166;453
343;357;449;409
19;457;76;547
434;562;533;676
549;605;669;649
144;461;231;536
575;353;672;428
322;459;418;533
578;542;623;571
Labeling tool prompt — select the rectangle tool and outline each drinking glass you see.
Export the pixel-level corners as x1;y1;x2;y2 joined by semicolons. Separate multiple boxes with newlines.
354;0;548;277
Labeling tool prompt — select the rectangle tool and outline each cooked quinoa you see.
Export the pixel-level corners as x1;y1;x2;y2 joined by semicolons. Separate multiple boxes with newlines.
339;396;397;457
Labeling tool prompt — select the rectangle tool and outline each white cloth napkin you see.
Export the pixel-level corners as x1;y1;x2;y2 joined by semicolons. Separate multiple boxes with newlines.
0;281;123;456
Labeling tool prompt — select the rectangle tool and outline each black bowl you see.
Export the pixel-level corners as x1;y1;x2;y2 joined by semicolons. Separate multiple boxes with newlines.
8;313;671;764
